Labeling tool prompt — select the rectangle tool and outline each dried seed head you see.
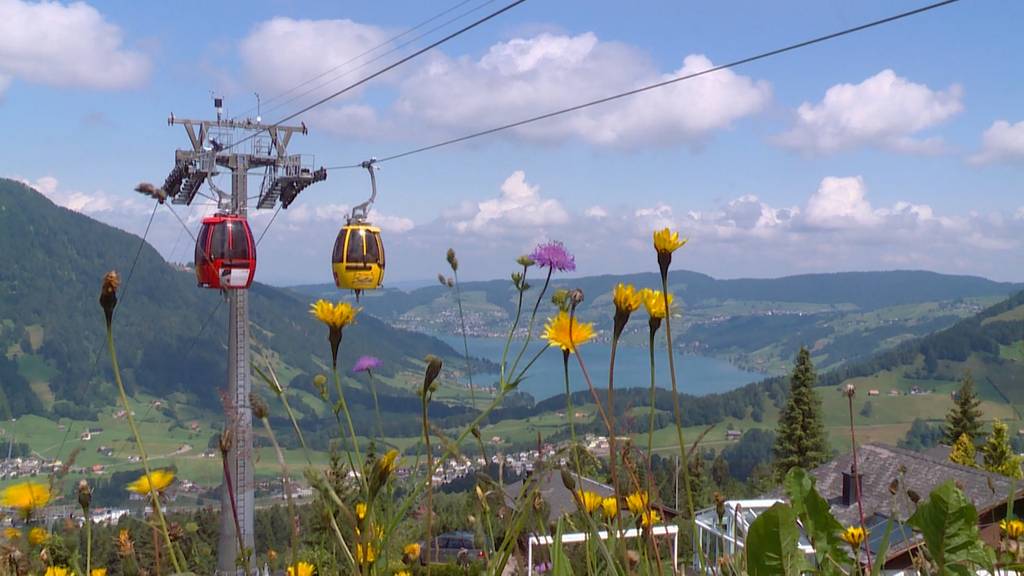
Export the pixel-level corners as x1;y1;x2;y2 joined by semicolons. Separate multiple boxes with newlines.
422;355;443;395
249;393;269;420
219;429;234;455
437;273;449;287
844;383;856;399
77;479;92;511
446;248;458;272
99;270;120;327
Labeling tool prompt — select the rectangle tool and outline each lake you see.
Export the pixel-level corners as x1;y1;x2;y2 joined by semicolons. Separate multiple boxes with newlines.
435;334;762;400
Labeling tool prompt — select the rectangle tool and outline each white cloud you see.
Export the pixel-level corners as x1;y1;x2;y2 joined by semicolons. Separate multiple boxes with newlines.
451;170;568;233
0;0;149;93
804;176;880;229
239;17;391;101
282;202;413;233
779;69;962;154
20;176;143;216
969;120;1024;165
249;26;771;147
584;206;608;219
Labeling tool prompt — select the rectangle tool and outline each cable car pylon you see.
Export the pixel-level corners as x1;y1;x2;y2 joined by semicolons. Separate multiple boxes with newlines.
156;96;325;575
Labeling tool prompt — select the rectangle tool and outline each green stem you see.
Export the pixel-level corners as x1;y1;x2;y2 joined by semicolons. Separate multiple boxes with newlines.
422;395;433;575
332;366;367;491
660;274;704;573
509;267;552;378
106;327;183;574
647;329;657;463
453;270;477;409
85;510;92;576
366;370;385;441
260;416;299;575
499;264;528;387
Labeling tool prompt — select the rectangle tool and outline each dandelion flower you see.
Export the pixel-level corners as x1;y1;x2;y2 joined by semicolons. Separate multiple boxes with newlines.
640;289;673;320
396;571;411;576
653;228;687;278
1;481;52;514
287;561;315;576
612;284;642;314
653;228;687;254
576;490;603;514
403;542;421;564
3;527;20;541
91;569;108;576
115;529;134;556
640;509;661;528
840;526;867;548
356;542;377;565
355;502;367;522
99;270;120;326
309;300;359;329
601;496;618;519
352;356;382;373
28;527;48;546
530;241;576;272
44;567;71;576
542;311;596;353
625;491;649;515
1001;518;1024;539
125;469;175;495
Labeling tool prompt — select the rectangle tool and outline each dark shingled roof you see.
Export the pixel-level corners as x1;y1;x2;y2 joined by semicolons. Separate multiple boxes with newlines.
503;471;615;519
805;443;1017;526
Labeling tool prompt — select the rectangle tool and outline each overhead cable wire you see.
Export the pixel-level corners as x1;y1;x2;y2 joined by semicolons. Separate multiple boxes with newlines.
232;0;484;120
256;0;500;119
325;0;961;168
255;206;282;247
226;0;528;152
164;202;198;244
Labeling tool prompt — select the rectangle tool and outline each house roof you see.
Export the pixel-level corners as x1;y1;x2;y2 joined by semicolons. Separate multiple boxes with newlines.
503;470;615;519
805;443;1017;526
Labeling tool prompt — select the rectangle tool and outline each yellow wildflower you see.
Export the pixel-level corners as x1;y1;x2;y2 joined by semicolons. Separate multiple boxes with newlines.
44;568;70;576
625;491;649;515
653;228;687;254
640;289;673;320
356;542;377;565
4;527;20;541
576;490;603;514
640;509;661;527
1001;518;1024;539
403;542;421;564
28;527;48;545
612;283;642;314
115;528;134;556
355;502;367;522
396;572;412;576
1;481;52;513
601;496;618;519
91;569;108;576
287;561;315;576
126;469;175;495
840;526;867;548
541;311;596;352
268;549;278;563
309;300;359;329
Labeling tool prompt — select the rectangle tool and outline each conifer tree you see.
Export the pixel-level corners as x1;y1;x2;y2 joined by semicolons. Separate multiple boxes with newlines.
949;432;976;467
981;419;1022;478
773;347;830;479
944;371;983;445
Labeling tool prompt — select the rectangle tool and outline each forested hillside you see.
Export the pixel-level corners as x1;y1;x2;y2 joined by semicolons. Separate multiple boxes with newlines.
0;178;474;420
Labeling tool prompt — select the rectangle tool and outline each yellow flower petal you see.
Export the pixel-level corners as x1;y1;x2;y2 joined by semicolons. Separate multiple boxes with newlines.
542;311;596;352
640;289;673;319
287;561;315;576
601;496;618;519
612;283;642;314
125;469;175;495
653;228;687;254
309;299;359;329
1;481;51;512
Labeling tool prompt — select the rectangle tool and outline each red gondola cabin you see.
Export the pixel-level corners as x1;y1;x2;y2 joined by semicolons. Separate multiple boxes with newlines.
195;214;256;290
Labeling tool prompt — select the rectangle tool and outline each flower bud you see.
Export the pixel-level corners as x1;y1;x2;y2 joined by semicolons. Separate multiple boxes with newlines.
77;479;92;511
99;271;120;328
313;374;329;400
423;355;443;395
516;255;535;268
446;248;458;272
438;273;449;287
844;383;856;399
249;393;269;420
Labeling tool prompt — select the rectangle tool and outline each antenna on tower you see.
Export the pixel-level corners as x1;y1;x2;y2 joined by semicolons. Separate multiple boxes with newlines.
213;94;224;123
254;92;261;124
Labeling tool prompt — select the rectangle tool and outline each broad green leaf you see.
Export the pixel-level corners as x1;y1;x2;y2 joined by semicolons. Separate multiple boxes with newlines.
907;481;995;574
550;517;575;576
784;467;849;574
746;502;806;576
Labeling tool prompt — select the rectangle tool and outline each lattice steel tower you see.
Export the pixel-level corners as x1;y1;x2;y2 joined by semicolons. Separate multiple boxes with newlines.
160;97;325;574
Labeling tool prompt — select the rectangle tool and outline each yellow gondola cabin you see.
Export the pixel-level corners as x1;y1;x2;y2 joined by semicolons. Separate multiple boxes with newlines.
332;223;385;294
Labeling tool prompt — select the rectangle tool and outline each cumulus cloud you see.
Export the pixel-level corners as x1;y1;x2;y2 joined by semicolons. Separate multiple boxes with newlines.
969;120;1024;165
584;206;608;219
239;17;391;101
450;170;568;233
21;176;146;216
238;23;772;147
0;0;149;94
283;202;414;233
779;69;962;154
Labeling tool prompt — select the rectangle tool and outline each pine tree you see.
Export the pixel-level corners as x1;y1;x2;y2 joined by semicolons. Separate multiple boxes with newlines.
949;432;977;467
773;347;830;479
945;371;983;444
982;419;1023;478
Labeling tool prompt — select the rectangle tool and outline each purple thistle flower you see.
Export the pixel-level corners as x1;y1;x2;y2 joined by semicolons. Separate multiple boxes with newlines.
530;241;575;272
352;355;382;373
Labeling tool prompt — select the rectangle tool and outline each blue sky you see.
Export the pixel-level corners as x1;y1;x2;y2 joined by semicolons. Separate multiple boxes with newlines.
4;0;1023;285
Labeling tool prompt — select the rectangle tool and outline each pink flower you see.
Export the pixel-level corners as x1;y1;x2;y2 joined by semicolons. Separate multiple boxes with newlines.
352;356;382;373
530;241;575;272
